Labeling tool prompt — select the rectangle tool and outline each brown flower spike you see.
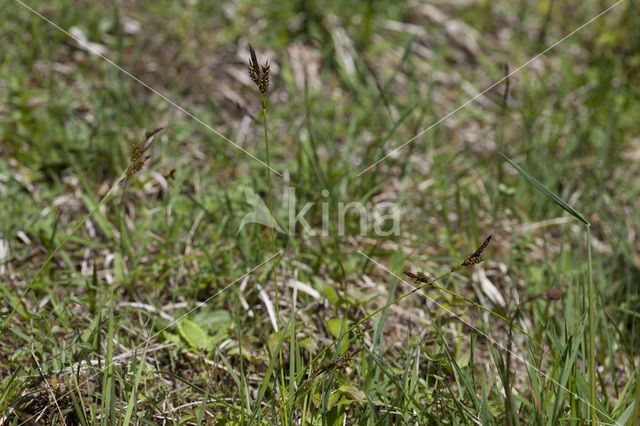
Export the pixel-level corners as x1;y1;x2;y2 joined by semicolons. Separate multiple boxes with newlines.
404;271;432;285
310;346;363;379
462;234;492;267
127;127;163;176
247;43;270;107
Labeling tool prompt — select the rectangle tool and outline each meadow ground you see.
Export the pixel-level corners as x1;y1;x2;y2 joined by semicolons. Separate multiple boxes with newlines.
1;0;639;424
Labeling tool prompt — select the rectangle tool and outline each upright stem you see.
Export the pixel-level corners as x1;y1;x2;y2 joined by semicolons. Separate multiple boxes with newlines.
275;267;458;416
633;363;640;426
2;171;128;331
261;98;287;423
586;225;596;424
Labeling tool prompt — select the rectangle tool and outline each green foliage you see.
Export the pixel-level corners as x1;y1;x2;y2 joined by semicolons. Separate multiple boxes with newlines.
1;0;639;424
179;319;213;352
499;153;589;225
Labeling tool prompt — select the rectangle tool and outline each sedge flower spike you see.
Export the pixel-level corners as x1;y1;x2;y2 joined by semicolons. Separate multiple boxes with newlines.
247;43;270;108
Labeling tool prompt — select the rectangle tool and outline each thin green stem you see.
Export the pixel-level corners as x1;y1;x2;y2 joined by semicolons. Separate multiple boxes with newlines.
273;262;553;419
430;282;547;355
586;225;597;424
274;267;458;416
260;96;287;424
2;171;128;332
632;362;640;426
233;294;246;426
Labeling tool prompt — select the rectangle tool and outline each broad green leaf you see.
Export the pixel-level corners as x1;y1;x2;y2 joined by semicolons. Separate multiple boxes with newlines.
327;319;347;338
163;331;181;344
499;153;589;226
337;384;365;402
325;286;340;306
267;331;284;354
179;319;212;352
327;318;350;354
312;391;341;411
192;309;231;331
456;351;470;368
299;336;318;353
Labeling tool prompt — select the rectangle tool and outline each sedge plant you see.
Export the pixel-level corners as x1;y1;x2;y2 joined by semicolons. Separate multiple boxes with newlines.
1;128;163;333
247;43;288;422
500;153;599;424
272;234;518;418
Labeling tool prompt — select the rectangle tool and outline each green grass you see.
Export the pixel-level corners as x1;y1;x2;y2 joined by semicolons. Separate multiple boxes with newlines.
1;0;640;424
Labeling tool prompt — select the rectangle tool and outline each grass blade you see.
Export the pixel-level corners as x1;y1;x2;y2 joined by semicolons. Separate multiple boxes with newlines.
123;342;150;425
499;153;589;225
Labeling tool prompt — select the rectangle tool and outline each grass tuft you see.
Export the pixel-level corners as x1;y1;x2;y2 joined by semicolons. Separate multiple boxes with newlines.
1;1;638;424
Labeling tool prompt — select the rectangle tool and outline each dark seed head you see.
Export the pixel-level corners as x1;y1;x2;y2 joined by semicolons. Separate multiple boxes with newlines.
462;254;485;267
544;286;563;301
247;44;271;106
404;270;431;284
462;234;492;267
127;128;163;176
